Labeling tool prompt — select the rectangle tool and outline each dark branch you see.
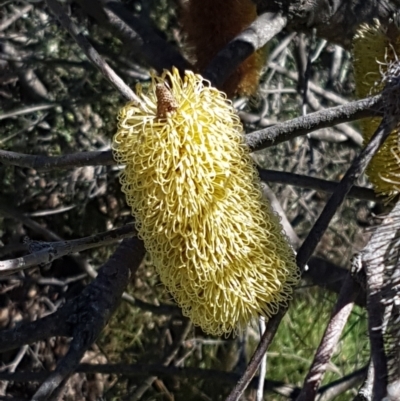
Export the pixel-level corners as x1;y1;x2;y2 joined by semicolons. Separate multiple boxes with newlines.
0;149;114;172
305;257;366;308
0;362;369;400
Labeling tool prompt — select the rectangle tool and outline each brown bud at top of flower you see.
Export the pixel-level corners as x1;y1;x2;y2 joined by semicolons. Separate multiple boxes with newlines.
156;84;178;118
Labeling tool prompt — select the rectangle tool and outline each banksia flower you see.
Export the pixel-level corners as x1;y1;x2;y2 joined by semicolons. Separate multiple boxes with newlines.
353;20;400;199
180;0;266;97
113;68;299;336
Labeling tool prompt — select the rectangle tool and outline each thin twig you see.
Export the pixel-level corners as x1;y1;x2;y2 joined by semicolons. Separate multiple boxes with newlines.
269;61;348;105
0;200;62;241
0;104;57;121
0;224;136;275
45;0;139;102
0;4;33;31
256;317;267;401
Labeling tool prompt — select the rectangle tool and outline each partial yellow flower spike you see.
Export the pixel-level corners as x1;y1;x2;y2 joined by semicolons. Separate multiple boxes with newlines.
353;20;400;199
113;68;299;336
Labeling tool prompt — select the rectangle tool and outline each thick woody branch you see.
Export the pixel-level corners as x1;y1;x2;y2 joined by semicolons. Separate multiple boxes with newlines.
359;203;400;400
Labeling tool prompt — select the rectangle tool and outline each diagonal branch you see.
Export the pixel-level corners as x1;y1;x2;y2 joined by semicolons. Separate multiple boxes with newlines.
296;118;395;272
295;274;359;401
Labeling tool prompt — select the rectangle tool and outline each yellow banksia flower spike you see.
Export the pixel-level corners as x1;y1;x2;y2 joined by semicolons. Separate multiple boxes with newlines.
353;19;400;199
113;68;299;336
180;0;266;97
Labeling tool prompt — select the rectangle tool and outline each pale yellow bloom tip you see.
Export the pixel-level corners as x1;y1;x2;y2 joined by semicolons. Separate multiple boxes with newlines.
113;68;299;336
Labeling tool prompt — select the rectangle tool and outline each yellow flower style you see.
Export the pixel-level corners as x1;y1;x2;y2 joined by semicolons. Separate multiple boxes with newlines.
353;20;400;199
113;68;299;336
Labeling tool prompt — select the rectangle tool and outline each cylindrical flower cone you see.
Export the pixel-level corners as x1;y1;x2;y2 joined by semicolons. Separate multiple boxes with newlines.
353;20;400;199
180;0;266;97
113;68;299;336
